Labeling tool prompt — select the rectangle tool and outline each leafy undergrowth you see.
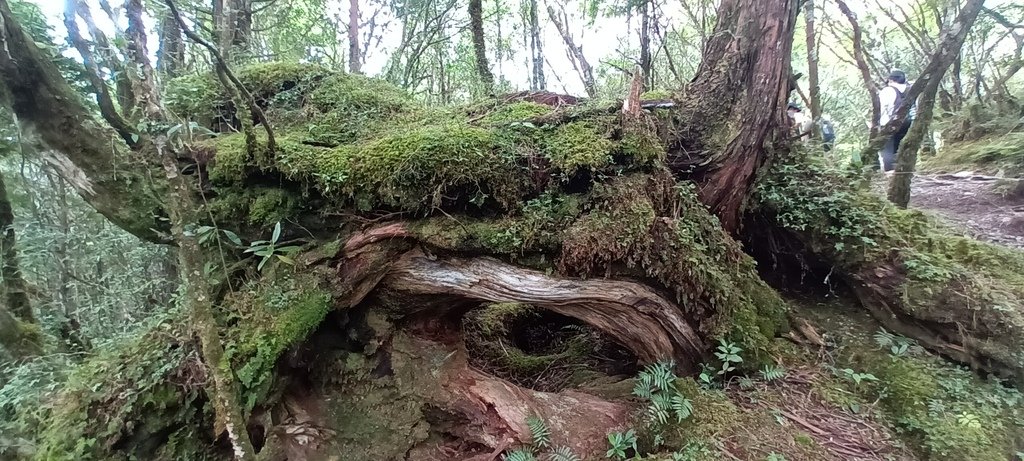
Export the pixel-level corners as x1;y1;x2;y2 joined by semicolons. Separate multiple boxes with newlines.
754;152;1024;384
921;103;1023;175
513;294;1022;461
791;295;1024;461
920;131;1024;175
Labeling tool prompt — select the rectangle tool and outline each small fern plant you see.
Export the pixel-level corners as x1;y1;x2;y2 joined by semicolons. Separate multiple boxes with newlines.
546;446;580;461
502;415;580;461
526;415;551;449
759;363;786;382
633;360;694;426
502;449;537;461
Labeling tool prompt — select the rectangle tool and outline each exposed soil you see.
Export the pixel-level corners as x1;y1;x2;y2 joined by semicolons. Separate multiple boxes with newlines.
903;173;1024;248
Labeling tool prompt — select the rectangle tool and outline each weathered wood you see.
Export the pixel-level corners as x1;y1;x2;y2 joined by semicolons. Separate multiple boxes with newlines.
383;249;705;371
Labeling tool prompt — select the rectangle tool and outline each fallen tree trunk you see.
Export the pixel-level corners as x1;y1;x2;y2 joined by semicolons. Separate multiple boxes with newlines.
752;154;1024;386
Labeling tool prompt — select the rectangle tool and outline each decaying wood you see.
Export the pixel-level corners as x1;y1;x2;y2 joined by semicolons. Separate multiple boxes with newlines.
846;262;1023;385
382;249;704;370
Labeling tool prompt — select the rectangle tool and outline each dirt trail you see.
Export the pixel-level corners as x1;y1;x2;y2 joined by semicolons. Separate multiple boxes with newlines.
905;173;1024;248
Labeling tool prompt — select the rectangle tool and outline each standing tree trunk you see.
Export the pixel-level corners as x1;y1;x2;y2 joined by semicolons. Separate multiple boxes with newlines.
0;141;40;362
668;0;799;231
527;0;545;90
348;0;361;74
545;1;596;97
0;170;33;325
468;0;494;93
639;0;653;91
804;0;821;133
157;9;185;77
887;0;987;208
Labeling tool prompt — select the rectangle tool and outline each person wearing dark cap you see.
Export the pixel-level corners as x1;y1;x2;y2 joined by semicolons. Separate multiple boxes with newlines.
877;69;916;172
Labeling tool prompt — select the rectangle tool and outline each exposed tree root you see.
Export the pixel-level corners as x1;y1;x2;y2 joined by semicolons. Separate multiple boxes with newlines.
384;249;704;370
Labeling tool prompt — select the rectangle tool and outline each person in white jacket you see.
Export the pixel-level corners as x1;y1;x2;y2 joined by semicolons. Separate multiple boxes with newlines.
878;69;916;172
787;102;813;143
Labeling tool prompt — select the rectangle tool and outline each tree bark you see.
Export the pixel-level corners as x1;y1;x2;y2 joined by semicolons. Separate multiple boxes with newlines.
527;0;546;90
157;9;186;78
468;0;494;93
803;0;822;131
545;1;596;97
0;0;167;242
887;0;986;208
836;0;881;140
0;170;33;324
385;249;704;370
639;0;653;91
348;0;361;74
667;0;799;232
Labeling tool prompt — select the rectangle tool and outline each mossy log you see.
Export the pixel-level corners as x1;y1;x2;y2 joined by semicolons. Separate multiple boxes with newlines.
753;155;1024;386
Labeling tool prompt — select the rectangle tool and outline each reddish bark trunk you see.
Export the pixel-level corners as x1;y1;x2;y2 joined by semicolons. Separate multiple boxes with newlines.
668;0;799;232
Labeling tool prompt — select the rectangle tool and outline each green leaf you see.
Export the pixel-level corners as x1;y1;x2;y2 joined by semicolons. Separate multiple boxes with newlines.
222;230;243;246
272;222;282;243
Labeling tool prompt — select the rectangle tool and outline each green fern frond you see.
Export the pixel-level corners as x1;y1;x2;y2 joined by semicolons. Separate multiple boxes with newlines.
502;449;537;461
545;446;580;461
759;364;786;382
527;415;552;448
670;394;693;422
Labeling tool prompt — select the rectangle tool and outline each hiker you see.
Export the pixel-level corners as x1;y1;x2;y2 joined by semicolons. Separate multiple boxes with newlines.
787;102;813;143
877;69;916;172
820;114;836;151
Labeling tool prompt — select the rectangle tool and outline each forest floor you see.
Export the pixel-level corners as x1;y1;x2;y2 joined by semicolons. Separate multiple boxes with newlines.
682;171;1024;461
907;172;1024;248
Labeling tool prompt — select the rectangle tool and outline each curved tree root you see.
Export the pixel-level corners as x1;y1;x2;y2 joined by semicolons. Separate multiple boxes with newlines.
383;249;704;371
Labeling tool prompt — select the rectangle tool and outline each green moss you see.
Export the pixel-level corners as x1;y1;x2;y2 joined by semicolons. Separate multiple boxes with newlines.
278;122;526;211
921;131;1024;174
222;267;332;409
481;101;553;126
620;117;665;165
205;185;301;227
463;303;594;382
640;90;673;100
202;133;250;182
248;188;299;225
27;315;213;461
545;121;615;172
560;174;786;361
303;73;416;144
793;433;815;447
799;297;1024;461
236;62;329;98
755;154;1024;377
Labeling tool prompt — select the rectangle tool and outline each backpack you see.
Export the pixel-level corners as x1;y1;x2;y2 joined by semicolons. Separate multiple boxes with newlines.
892;87;915;122
820;119;835;143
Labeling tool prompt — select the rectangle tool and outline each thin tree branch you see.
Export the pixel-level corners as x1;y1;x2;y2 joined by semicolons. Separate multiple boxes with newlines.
165;0;275;151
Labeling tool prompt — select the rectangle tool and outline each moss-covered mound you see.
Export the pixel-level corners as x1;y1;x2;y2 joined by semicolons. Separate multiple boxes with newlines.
754;153;1024;384
166;62;665;225
164;62;785;358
